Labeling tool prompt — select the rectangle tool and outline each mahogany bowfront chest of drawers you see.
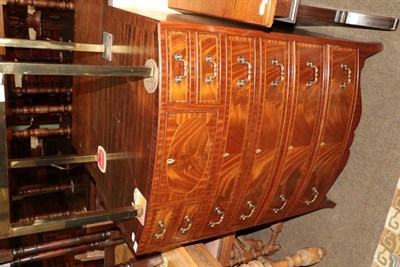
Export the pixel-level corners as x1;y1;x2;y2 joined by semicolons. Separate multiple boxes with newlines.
72;3;382;255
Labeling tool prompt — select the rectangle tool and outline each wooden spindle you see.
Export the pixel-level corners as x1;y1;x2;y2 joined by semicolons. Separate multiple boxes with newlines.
7;230;120;259
17;207;87;223
13;180;74;200
12;87;72;95
267;222;283;253
11;126;71;138
230;239;255;266
256;247;327;267
11;104;72;115
27;10;41;36
6;0;74;11
12;239;123;266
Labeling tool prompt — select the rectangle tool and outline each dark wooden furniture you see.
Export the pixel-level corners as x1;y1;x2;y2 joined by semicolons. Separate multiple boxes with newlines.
72;1;382;256
168;0;399;30
168;0;277;27
3;0;74;10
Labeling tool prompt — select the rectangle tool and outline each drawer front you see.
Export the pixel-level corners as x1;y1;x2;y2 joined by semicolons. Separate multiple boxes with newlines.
288;46;358;215
289;142;343;215
167;30;191;104
197;35;257;237
140;207;175;253
228;39;290;230
324;46;358;143
198;33;221;104
169;202;201;244
156;111;219;203
258;42;325;223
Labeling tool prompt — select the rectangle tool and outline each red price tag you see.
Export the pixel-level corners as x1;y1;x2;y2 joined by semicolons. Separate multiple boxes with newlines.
97;146;107;173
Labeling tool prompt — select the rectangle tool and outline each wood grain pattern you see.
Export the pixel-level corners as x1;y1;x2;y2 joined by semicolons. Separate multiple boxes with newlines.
169;202;201;244
228;39;290;231
146;207;175;249
255;42;325;223
275;0;295;18
0;5;5;55
73;2;159;254
286;46;359;217
168;0;277;27
156;112;218;202
167;30;191;103
198;33;221;104
73;1;382;256
198;35;257;237
72;0;105;156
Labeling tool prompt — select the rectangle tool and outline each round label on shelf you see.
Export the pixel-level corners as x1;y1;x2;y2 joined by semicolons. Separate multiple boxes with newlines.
97;146;107;173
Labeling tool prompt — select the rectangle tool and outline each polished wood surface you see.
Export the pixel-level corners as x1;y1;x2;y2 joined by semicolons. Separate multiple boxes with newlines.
0;4;5;55
11;126;71;138
73;0;159;255
10;104;72;115
168;0;276;27
295;5;399;30
5;0;74;10
73;0;383;256
12;86;72;95
275;0;295;19
169;0;398;30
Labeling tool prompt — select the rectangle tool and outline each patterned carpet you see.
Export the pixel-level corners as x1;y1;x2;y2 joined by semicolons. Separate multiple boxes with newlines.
372;178;400;267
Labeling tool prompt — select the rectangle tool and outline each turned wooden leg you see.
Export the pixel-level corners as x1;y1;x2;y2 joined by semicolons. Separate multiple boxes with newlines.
268;222;284;252
10;104;72;115
11;126;71;138
256;247;327;267
236;222;283;257
12;87;73;95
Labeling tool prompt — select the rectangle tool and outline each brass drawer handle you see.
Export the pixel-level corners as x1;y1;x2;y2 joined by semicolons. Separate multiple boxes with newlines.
179;215;193;234
154;220;167;240
305;187;319;205
273;195;287;213
174;53;188;84
205;55;218;84
209;207;225;227
340;64;352;88
306;60;319;88
240;201;256;220
237;56;252;88
271;58;285;88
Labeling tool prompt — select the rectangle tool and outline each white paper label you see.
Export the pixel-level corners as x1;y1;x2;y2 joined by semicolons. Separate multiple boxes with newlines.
30;136;39;149
14;74;23;88
133;188;147;226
